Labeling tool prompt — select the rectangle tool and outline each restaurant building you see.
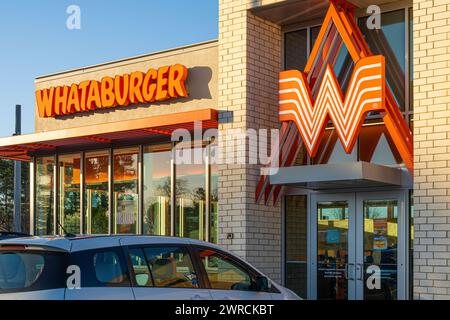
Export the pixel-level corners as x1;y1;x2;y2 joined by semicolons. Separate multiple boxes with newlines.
0;0;449;300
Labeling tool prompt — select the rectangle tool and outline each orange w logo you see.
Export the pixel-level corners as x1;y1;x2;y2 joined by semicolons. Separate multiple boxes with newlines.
279;55;385;157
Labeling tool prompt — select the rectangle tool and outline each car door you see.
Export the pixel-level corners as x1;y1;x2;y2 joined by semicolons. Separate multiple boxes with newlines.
65;246;135;300
194;246;273;300
126;245;212;300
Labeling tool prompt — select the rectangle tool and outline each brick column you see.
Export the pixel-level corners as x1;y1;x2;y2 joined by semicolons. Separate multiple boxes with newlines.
413;0;450;300
218;0;283;282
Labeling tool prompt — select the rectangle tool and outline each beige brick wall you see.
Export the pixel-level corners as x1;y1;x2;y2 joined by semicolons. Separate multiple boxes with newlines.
218;0;283;282
413;0;450;300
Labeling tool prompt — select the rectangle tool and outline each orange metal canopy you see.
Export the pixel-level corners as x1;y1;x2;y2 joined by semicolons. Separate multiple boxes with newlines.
0;108;217;162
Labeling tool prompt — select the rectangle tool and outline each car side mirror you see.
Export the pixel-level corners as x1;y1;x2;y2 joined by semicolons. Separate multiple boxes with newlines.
135;273;149;286
255;276;270;291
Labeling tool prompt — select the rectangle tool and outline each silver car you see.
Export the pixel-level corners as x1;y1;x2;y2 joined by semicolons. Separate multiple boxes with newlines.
0;235;300;300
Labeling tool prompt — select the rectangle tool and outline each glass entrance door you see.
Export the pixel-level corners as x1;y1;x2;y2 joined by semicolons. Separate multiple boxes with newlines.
356;191;407;300
311;193;356;300
310;191;407;300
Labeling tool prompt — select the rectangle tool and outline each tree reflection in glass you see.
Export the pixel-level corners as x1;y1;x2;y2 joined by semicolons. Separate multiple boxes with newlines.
114;147;139;234
85;150;109;234
143;144;171;235
175;146;206;240
35;156;54;235
59;154;80;234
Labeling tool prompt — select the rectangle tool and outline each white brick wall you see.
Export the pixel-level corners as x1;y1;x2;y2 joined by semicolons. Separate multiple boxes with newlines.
218;0;283;282
413;0;450;300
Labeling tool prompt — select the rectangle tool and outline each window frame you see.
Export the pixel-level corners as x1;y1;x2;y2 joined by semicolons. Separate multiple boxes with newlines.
123;244;208;290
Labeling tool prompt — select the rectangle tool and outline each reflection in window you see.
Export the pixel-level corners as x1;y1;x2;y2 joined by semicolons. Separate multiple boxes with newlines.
114;147;139;234
359;122;403;167
85;150;109;234
409;192;414;300
35;156;54;235
143;144;171;235
129;247;198;288
198;249;253;291
359;10;406;111
175;145;206;240
317;201;349;300
93;251;125;284
285;195;307;298
128;248;152;286
210;144;218;244
363;200;398;300
0;253;45;289
409;7;413;118
59;154;80;234
284;29;307;71
310;26;321;50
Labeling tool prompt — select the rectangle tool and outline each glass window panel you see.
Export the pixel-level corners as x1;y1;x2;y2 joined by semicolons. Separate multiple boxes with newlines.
113;147;139;234
327;137;357;163
369;134;398;166
198;248;253;291
35;156;54;235
210;142;218;244
363;200;398;300
129;248;152;286
93;251;125;284
284;29;307;70
409;7;413;114
0;253;45;289
317;201;349;300
409;192;414;300
143;246;198;288
58;154;80;234
175;144;206;240
85;150;109;234
359;122;404;166
310;26;321;52
143;144;172;236
359;10;406;111
285;195;307;298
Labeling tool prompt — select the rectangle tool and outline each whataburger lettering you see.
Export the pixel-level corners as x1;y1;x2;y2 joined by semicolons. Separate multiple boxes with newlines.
35;64;188;118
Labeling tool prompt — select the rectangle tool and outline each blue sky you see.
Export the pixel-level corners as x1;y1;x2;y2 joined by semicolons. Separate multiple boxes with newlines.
0;0;218;137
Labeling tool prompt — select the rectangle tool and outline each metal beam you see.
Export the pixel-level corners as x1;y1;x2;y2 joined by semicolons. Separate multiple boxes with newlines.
13;104;22;232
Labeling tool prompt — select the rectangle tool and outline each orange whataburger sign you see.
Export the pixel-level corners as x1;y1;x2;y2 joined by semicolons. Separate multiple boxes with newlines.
279;55;385;157
256;1;413;205
36;64;188;118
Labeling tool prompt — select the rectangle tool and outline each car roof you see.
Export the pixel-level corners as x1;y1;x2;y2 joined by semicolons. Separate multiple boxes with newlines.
0;235;225;253
0;235;269;279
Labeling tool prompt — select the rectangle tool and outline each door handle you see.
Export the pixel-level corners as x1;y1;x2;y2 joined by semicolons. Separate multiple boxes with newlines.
347;263;355;280
356;263;363;281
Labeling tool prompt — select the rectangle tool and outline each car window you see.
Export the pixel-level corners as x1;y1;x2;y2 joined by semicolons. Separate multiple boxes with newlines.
70;247;130;287
128;246;198;288
128;248;152;286
197;248;254;291
0;249;67;293
93;251;125;284
0;252;45;289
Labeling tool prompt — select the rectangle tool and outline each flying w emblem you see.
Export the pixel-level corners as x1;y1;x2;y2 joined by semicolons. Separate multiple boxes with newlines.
279;55;385;157
256;1;413;205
